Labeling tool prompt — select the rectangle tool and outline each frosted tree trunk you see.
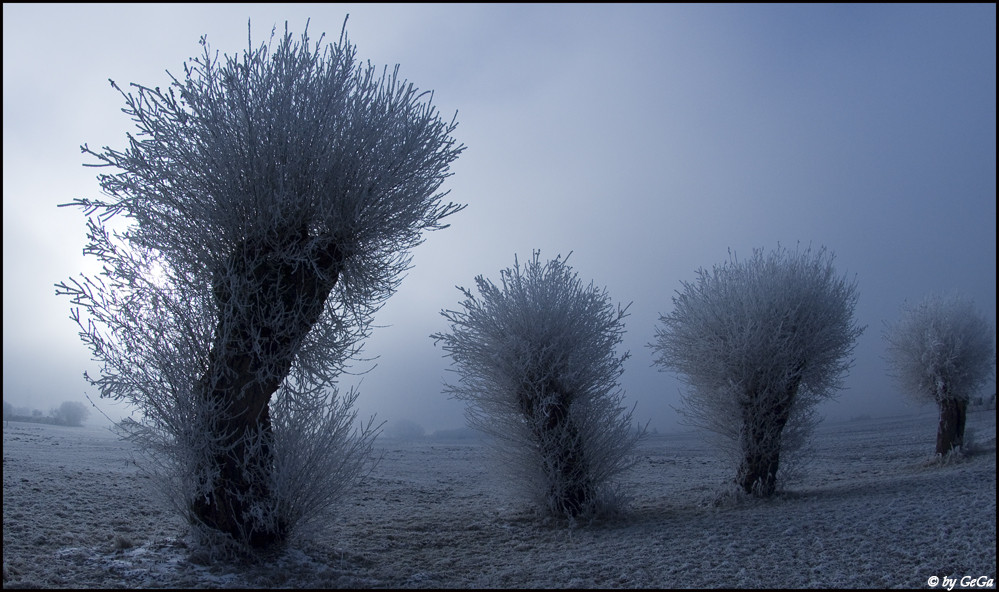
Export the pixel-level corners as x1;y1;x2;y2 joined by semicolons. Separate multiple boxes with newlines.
736;375;799;496
192;233;343;547
736;400;789;496
935;397;967;455
519;376;592;517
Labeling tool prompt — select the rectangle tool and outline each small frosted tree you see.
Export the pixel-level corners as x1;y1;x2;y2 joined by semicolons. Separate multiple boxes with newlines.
883;294;995;455
433;252;643;519
651;245;864;497
56;20;463;549
51;401;91;427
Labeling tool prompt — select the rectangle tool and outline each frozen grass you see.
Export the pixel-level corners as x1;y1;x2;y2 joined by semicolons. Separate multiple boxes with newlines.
3;407;995;588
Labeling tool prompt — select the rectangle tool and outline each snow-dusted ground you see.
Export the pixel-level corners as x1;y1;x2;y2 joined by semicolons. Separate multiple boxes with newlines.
3;407;995;589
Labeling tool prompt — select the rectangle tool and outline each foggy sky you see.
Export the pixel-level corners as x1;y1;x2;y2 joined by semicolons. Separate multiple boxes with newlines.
3;3;996;433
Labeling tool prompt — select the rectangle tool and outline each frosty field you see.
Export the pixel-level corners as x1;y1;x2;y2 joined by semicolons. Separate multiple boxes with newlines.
3;407;995;589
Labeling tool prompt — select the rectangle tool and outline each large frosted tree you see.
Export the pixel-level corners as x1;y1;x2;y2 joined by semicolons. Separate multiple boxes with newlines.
883;294;995;455
56;20;464;549
433;252;643;519
651;245;864;496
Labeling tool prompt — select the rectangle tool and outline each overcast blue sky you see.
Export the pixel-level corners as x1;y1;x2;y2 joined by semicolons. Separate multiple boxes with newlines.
3;3;995;432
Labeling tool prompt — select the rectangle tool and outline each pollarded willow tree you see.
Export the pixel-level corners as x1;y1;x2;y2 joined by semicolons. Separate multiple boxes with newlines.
651;245;864;497
883;294;995;455
55;20;464;549
433;252;644;519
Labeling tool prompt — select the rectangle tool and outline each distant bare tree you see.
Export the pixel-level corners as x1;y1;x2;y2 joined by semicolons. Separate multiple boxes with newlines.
56;19;463;549
651;245;864;496
883;294;995;454
433;252;643;519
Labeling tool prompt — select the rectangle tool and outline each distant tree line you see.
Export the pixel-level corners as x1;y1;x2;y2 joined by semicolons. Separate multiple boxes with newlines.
381;420;487;441
3;400;91;427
